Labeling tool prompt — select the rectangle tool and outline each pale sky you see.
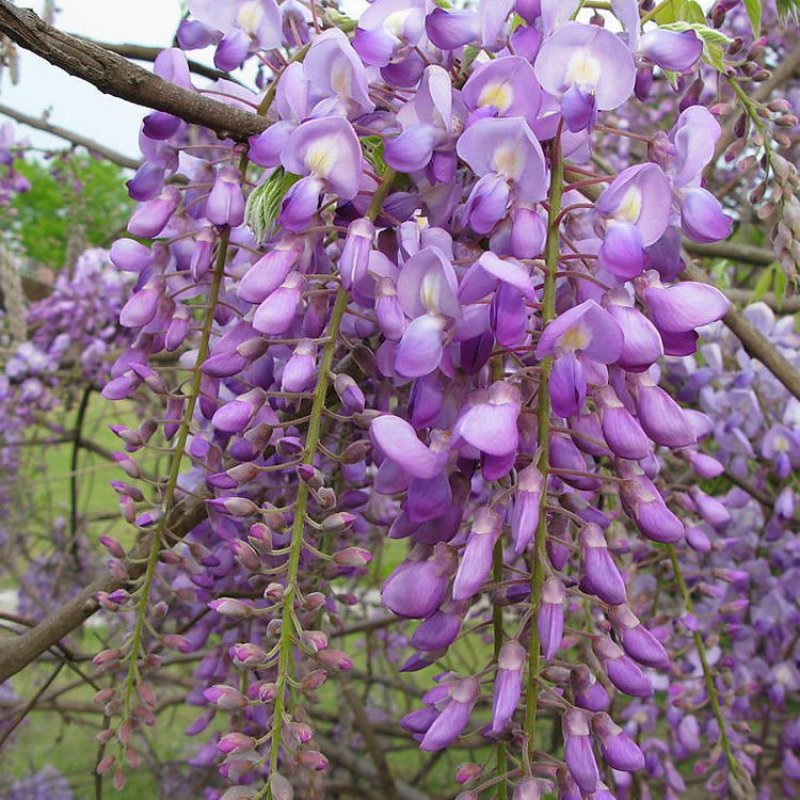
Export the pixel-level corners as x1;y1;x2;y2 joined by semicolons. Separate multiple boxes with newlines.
1;0;367;162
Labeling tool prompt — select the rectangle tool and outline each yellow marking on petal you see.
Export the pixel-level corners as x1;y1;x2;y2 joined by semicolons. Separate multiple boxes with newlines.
560;325;590;352
616;186;643;224
330;59;353;96
384;9;413;38
566;48;602;89
774;435;789;453
305;142;335;179
492;143;522;181
478;81;514;113
420;273;441;314
237;1;264;34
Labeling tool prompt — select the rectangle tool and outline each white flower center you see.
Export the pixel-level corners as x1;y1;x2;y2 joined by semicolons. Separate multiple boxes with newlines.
566;48;601;90
237;2;264;35
477;81;514;112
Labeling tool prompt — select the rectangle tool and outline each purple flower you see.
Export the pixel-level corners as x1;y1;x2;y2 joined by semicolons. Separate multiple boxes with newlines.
461;56;543;126
382;545;457;619
384;65;461;174
453;508;500;600
457;116;547;233
279;117;362;231
538;577;565;661
419;676;480;751
534;22;635;132
591;712;645;772
562;708;599;792
579;523;627;605
596;164;671;280
536;299;623;418
510;464;544;554
353;0;427;67
370;414;449;480
489;640;526;734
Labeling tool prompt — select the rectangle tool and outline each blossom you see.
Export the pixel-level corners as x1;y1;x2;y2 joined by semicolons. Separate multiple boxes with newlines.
534;22;636;132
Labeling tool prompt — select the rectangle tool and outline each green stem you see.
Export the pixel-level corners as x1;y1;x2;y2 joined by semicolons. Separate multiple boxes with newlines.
524;128;563;748
667;545;740;775
260;167;397;795
120;227;230;728
265;285;349;778
492;539;509;800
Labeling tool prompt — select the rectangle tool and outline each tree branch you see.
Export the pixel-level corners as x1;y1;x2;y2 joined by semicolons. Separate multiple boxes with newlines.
73;36;235;85
0;101;140;168
684;240;774;266
0;1;269;141
684;261;800;401
0;496;207;684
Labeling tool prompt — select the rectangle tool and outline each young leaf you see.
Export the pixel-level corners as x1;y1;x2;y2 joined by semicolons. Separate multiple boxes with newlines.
245;168;301;244
743;0;762;36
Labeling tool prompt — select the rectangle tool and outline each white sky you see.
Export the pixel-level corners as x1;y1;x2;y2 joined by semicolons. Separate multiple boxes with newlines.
2;0;367;161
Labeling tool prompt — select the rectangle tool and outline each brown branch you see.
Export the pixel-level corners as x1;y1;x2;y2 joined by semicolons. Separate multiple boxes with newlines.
0;496;207;684
0;661;63;749
684;261;800;401
341;680;400;800
316;735;430;800
723;288;800;313
684;240;774;267
0;1;269;141
73;37;235;85
0;101;140;169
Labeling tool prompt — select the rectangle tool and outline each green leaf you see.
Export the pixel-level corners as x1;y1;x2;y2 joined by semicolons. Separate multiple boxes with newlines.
743;0;762;36
774;266;787;308
684;0;706;24
245;168;301;244
776;0;800;23
652;0;686;24
753;263;776;301
360;135;388;176
661;22;732;71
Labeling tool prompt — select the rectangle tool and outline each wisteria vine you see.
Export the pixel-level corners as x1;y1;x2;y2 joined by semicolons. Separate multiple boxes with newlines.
0;1;799;799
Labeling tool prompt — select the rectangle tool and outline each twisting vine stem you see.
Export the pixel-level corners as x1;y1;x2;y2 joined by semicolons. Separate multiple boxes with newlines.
260;168;397;796
525;125;563;748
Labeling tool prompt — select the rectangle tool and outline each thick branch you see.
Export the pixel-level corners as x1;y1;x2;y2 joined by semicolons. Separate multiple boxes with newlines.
0;101;140;168
0;497;207;684
684;261;800;401
724;289;800;313
0;2;268;140
684;240;774;266
74;36;235;84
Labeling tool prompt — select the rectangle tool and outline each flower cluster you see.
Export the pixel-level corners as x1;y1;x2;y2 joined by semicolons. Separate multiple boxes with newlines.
1;1;798;799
